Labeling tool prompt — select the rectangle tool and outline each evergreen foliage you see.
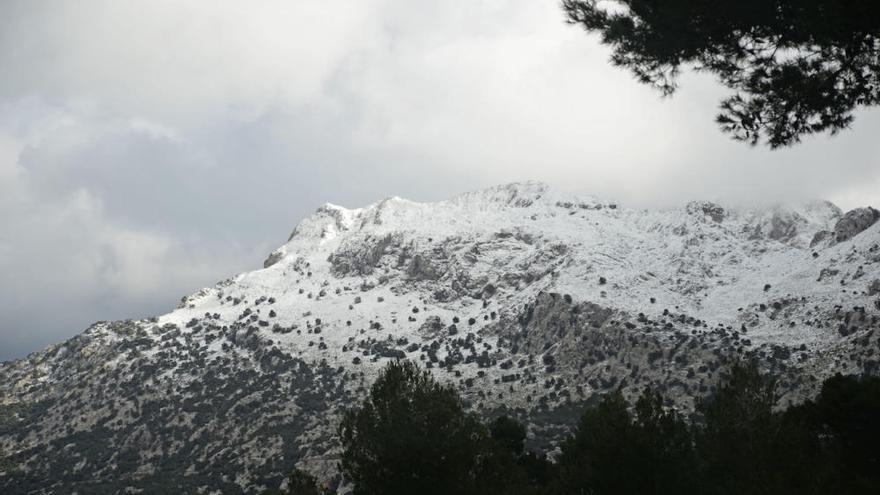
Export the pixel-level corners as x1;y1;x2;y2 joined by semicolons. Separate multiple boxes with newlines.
477;415;549;495
265;468;330;495
792;373;880;493
284;360;880;495
488;415;526;456
337;360;487;495
552;388;695;494
694;361;783;495
0;447;12;473
562;0;880;147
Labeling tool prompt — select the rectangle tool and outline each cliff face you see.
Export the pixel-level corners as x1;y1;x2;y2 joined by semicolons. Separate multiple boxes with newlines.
2;182;879;493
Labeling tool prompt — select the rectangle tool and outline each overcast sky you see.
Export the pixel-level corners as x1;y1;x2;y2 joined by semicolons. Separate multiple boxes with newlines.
1;0;879;361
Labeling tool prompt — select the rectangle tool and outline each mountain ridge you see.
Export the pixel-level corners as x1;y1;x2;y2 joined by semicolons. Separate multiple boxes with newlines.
1;182;879;493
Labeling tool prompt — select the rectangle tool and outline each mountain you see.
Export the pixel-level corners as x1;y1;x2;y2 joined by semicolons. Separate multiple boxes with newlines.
2;182;879;493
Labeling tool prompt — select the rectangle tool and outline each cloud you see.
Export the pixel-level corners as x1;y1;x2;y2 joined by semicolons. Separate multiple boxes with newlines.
0;108;266;359
0;0;381;121
0;0;879;359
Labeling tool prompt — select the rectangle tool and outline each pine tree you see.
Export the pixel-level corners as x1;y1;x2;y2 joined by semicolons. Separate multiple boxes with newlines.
563;0;880;147
808;374;880;493
553;390;634;494
476;415;550;495
694;360;793;495
337;360;486;495
273;468;329;495
0;447;10;473
631;388;696;494
553;388;695;495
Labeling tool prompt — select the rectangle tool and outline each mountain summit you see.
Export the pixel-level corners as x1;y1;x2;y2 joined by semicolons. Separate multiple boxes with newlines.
2;182;879;493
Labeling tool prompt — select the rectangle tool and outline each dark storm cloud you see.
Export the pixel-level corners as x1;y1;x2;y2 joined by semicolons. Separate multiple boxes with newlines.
1;0;878;360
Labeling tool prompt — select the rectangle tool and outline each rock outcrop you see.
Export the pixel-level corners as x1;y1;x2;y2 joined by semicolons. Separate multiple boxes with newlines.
834;207;880;242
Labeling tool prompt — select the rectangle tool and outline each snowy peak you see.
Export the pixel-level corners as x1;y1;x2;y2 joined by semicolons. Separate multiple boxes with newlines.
275;182;852;260
251;183;880;343
287;202;360;242
261;184;875;297
3;182;880;494
449;181;555;208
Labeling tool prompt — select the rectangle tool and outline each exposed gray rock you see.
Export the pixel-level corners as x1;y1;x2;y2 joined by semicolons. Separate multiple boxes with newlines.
407;254;444;281
686;201;726;223
765;211;805;242
418;316;445;337
745;209;808;244
834;207;880;242
328;234;399;276
818;268;840;282
810;230;832;247
263;250;284;268
869;279;880;296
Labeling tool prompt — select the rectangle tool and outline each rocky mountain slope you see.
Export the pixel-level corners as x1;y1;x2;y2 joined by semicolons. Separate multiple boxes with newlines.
2;182;879;493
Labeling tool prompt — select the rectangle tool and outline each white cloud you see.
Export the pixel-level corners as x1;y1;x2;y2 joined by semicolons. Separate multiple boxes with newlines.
0;104;263;359
0;0;879;358
0;0;383;123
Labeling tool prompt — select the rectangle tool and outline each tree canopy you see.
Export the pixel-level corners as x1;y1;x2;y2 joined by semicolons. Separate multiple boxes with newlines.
552;388;695;494
563;0;880;147
337;360;487;495
280;360;880;495
265;469;330;495
335;360;549;495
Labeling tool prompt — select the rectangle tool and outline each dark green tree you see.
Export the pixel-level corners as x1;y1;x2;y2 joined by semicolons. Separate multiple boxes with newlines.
631;388;697;493
337;360;487;495
476;415;551;495
553;388;694;495
0;447;11;474
287;358;880;495
563;0;880;147
695;361;775;494
807;374;880;493
488;415;527;457
553;390;633;494
264;468;329;495
693;360;821;495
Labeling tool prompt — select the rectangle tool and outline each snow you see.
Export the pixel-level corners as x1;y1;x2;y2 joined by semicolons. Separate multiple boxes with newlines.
3;181;878;492
153;181;877;389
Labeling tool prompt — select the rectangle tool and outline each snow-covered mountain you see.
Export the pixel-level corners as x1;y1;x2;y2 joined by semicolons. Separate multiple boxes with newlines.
2;182;879;493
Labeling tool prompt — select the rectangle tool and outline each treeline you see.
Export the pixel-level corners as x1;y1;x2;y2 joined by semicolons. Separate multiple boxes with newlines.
272;361;880;495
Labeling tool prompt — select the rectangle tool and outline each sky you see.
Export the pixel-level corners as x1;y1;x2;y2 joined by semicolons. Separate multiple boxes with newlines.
1;0;879;361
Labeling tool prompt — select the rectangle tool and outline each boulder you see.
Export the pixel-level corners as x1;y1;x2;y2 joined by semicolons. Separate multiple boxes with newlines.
685;201;726;223
834;207;880;242
263;250;284;268
810;230;832;248
765;210;805;242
